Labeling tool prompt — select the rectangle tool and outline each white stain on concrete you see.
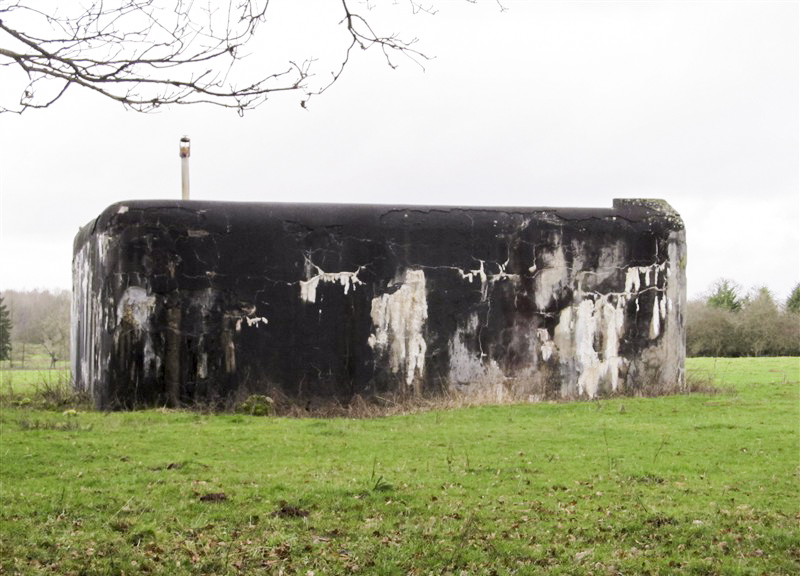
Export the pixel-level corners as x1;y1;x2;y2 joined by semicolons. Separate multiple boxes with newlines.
625;262;667;294
448;316;507;400
537;328;555;361
449;315;486;382
534;245;569;309
300;262;364;303
459;261;489;300
368;269;428;386
117;287;156;331
551;295;626;397
115;286;158;380
198;351;208;379
72;242;98;396
493;260;519;282
457;260;520;302
574;299;600;397
97;232;112;266
544;259;674;397
625;266;642;294
245;316;268;327
596;243;624;284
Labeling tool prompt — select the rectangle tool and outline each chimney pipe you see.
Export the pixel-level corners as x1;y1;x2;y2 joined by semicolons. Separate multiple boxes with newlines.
179;136;190;200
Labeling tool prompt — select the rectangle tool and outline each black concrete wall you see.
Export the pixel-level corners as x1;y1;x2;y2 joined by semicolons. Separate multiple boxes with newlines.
72;199;686;409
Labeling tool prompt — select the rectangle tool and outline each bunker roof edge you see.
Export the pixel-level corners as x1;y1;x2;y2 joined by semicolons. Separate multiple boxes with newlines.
75;198;683;249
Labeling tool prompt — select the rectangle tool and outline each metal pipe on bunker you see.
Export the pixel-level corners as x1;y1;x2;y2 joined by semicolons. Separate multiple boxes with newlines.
179;136;190;200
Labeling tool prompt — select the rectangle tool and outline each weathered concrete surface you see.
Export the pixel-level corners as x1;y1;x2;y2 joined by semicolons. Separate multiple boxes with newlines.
72;199;686;409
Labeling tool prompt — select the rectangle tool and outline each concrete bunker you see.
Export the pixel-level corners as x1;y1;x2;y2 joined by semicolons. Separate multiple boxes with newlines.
72;199;686;409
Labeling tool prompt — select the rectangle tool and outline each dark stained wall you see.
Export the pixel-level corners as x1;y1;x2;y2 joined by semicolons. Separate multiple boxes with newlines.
72;199;686;409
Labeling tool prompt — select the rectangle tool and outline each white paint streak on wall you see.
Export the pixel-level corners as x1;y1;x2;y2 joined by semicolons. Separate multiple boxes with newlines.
143;337;158;378
115;286;158;379
551;295;626;397
493;261;518;282
223;331;236;373
97;232;111;266
546;259;674;397
234;311;269;331
447;315;507;399
300;263;364;303
602;299;624;392
448;315;486;382
626;262;667;295
574;299;600;397
625;267;641;293
457;260;520;302
368;269;428;386
198;351;208;379
72;241;98;396
537;328;555;361
596;243;624;284
117;287;156;331
553;306;573;355
459;261;489;300
448;316;480;383
534;245;569;309
650;296;661;339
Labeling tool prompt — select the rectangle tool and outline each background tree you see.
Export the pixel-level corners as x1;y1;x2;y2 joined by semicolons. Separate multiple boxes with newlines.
38;292;71;366
707;278;742;312
738;287;780;356
686;300;739;357
1;289;70;354
0;0;457;114
0;295;12;361
686;281;800;357
786;283;800;315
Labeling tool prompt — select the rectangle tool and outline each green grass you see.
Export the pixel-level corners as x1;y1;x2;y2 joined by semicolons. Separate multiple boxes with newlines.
1;342;68;371
0;368;72;396
1;357;798;575
1;342;71;396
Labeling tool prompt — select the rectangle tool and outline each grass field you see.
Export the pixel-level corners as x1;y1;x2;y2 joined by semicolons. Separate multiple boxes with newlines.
0;369;71;397
0;343;70;397
0;343;68;371
0;357;798;575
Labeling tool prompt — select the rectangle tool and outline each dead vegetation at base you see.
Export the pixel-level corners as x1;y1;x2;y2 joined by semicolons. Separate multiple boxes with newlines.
227;374;723;419
0;365;728;418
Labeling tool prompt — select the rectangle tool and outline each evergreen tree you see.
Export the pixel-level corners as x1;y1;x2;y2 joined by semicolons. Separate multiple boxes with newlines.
786;283;800;314
0;296;12;361
707;279;742;312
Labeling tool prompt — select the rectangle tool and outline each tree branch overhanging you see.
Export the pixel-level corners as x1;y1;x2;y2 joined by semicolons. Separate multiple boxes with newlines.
0;0;484;114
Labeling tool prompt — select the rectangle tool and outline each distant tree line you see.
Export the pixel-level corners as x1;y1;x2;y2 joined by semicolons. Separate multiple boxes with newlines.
687;280;800;357
0;289;70;365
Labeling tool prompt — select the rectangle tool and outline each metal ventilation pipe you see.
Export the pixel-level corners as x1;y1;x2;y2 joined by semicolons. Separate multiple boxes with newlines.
179;136;191;200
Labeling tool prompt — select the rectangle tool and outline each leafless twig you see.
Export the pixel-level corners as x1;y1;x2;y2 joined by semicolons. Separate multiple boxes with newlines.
0;0;502;114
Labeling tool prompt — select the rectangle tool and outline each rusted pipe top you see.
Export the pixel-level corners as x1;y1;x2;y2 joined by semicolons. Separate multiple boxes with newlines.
179;136;190;158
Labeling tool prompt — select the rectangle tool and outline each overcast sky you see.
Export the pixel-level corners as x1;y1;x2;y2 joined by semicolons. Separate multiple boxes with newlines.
1;0;798;302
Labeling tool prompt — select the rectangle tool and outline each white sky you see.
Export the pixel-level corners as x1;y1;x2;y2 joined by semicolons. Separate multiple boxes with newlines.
0;0;798;301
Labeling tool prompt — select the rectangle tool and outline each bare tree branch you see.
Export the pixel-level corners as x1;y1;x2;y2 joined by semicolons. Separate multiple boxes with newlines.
0;0;500;114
